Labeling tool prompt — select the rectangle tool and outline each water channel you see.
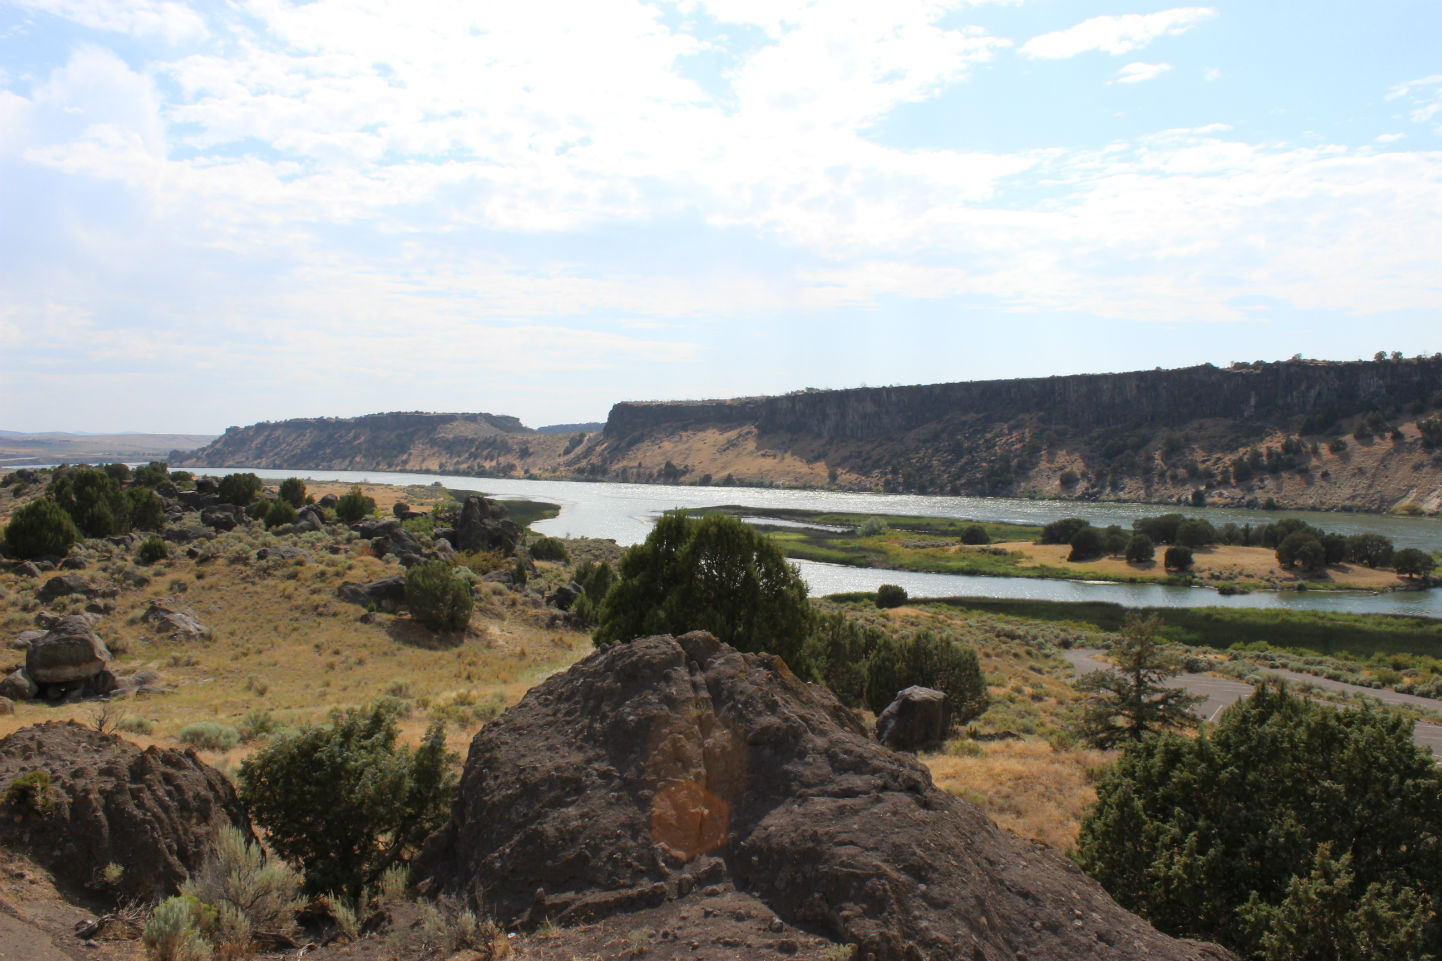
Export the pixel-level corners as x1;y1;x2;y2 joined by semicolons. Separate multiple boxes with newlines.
186;468;1442;618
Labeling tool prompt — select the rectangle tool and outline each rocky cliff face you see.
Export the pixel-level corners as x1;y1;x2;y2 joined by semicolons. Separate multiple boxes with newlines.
590;358;1442;511
606;359;1442;443
171;359;1442;512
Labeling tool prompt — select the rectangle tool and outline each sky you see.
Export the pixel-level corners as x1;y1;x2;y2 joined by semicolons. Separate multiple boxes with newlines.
1;1;1440;435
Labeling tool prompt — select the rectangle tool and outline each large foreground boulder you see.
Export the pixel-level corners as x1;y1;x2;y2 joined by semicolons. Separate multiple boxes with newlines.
417;633;1233;961
0;722;254;900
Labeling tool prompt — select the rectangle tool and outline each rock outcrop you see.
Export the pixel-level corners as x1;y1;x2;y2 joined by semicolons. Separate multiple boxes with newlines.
24;615;111;694
453;496;519;555
874;686;951;751
417;633;1234;961
0;722;253;899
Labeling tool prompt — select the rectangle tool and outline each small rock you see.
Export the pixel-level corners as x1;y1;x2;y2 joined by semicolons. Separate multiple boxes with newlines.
12;629;46;651
0;669;37;701
776;939;800;955
12;561;42;578
142;603;207;639
0;697;13;715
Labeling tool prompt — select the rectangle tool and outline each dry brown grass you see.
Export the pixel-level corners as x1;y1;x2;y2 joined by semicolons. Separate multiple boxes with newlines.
926;739;1109;853
0;519;593;761
1002;540;1402;590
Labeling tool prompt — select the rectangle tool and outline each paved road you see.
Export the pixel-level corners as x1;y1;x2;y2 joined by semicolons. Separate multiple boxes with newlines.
1062;649;1442;758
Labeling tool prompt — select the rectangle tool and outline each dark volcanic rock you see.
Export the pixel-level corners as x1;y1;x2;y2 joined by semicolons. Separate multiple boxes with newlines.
417;633;1233;961
0;669;37;701
25;616;110;687
338;575;407;608
201;506;242;531
0;722;254;900
454;495;520;555
874;686;951;751
37;574;93;602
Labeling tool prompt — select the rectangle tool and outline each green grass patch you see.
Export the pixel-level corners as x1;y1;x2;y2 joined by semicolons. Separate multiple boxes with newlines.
493;499;560;530
695;506;1146;583
924;597;1442;661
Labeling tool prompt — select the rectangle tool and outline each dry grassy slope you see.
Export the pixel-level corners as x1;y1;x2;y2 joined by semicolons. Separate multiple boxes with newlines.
0;484;595;763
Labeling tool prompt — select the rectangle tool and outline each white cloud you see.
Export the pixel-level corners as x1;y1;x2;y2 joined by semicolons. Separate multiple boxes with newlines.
4;1;1442;431
1114;62;1171;84
1021;7;1215;59
12;0;207;43
1387;75;1442;130
1204;66;1221;82
1376;132;1406;144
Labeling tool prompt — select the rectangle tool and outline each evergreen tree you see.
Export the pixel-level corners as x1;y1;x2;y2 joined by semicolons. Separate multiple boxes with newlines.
593;511;812;666
1075;613;1200;748
1078;682;1442;958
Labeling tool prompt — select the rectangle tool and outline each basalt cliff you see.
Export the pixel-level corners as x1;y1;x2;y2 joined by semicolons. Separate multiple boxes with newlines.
174;358;1442;512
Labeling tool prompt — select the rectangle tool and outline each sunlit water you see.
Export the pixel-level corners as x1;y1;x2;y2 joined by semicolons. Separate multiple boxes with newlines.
155;467;1442;617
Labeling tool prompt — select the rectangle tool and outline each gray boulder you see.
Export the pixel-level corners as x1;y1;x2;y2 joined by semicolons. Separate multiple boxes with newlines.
317;493;338;508
0;696;12;715
547;581;584;611
875;686;951;752
11;561;42;578
59;556;88;571
454;496;520;555
11;629;46;651
338;575;407;608
37;574;93;602
0;670;37;700
294;508;326;532
177;489;219;510
143;602;208;639
200;506;241;531
25;616;111;686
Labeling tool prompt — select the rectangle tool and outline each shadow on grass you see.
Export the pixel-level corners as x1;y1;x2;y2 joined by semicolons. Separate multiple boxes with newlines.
385;617;466;650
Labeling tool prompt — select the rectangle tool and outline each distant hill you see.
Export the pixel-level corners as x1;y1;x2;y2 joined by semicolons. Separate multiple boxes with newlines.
0;431;216;465
172;411;577;473
171;359;1442;512
535;422;604;434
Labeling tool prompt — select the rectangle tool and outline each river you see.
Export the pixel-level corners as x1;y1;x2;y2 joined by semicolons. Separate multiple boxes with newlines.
182;468;1442;618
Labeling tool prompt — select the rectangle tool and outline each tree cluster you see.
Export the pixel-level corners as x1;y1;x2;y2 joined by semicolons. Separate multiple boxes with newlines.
591;512;988;725
1077;683;1442;960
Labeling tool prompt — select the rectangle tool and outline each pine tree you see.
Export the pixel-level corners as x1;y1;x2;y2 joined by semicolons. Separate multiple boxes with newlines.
1075;613;1200;748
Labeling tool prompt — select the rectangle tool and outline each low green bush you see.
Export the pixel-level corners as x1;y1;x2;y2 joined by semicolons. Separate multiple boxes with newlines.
334;486;375;523
138;536;169;565
405;560;473;632
529;536;569;562
4;770;54;816
217;473;262;507
143;895;213;961
875;584;908;609
3;498;78;559
278;478;307;508
177;722;240;752
265;500;296;529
